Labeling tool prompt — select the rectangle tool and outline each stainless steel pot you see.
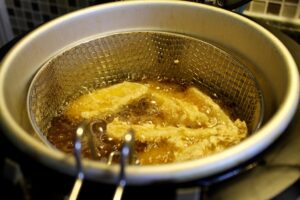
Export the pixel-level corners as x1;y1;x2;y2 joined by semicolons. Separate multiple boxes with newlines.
0;1;299;185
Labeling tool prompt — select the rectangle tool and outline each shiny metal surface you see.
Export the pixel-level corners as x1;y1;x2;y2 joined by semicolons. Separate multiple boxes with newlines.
0;1;299;185
69;126;85;200
113;129;135;200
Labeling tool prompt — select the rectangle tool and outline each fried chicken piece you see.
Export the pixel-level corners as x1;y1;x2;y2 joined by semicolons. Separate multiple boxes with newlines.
65;82;148;120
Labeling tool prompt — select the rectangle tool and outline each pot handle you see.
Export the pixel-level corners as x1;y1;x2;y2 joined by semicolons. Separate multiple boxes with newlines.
175;162;258;200
212;0;251;9
118;0;251;10
68;124;85;200
112;129;136;200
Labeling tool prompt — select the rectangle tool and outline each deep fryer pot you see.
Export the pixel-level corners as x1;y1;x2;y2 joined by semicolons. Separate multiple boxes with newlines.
0;1;299;185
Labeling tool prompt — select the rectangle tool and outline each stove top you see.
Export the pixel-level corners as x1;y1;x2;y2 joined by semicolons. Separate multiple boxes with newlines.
0;22;299;200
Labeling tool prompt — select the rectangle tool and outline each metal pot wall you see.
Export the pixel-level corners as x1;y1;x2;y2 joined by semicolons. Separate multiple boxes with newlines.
0;1;299;185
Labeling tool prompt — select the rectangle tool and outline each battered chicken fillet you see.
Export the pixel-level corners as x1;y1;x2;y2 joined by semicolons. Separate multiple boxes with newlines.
65;82;149;120
107;118;246;163
151;92;210;128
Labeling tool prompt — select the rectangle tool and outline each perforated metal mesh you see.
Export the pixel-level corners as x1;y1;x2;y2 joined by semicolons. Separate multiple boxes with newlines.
28;31;263;140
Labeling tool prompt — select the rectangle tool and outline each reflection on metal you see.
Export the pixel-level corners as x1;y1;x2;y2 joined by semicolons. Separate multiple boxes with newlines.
3;158;30;200
68;123;85;200
176;187;201;200
0;0;13;47
111;129;136;200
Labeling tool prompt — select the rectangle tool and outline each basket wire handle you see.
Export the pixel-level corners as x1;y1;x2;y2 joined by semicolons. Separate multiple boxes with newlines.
69;120;105;200
113;129;135;200
68;120;136;200
69;123;85;200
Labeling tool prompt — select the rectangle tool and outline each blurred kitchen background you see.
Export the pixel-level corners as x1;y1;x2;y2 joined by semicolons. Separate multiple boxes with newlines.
1;0;300;47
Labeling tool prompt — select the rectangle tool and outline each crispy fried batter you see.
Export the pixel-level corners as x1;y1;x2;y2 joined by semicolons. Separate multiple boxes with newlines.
65;82;148;120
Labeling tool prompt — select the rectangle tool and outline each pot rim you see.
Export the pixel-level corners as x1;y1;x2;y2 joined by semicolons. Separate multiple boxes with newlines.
0;1;299;184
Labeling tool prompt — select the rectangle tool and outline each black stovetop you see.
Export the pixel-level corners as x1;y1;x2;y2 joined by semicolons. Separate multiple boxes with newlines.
1;23;299;200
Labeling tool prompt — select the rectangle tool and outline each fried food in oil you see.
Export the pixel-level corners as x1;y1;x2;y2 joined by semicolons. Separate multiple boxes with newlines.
62;81;247;164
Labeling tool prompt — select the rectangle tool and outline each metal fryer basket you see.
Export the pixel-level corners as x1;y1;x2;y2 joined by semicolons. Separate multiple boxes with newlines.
27;31;263;145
